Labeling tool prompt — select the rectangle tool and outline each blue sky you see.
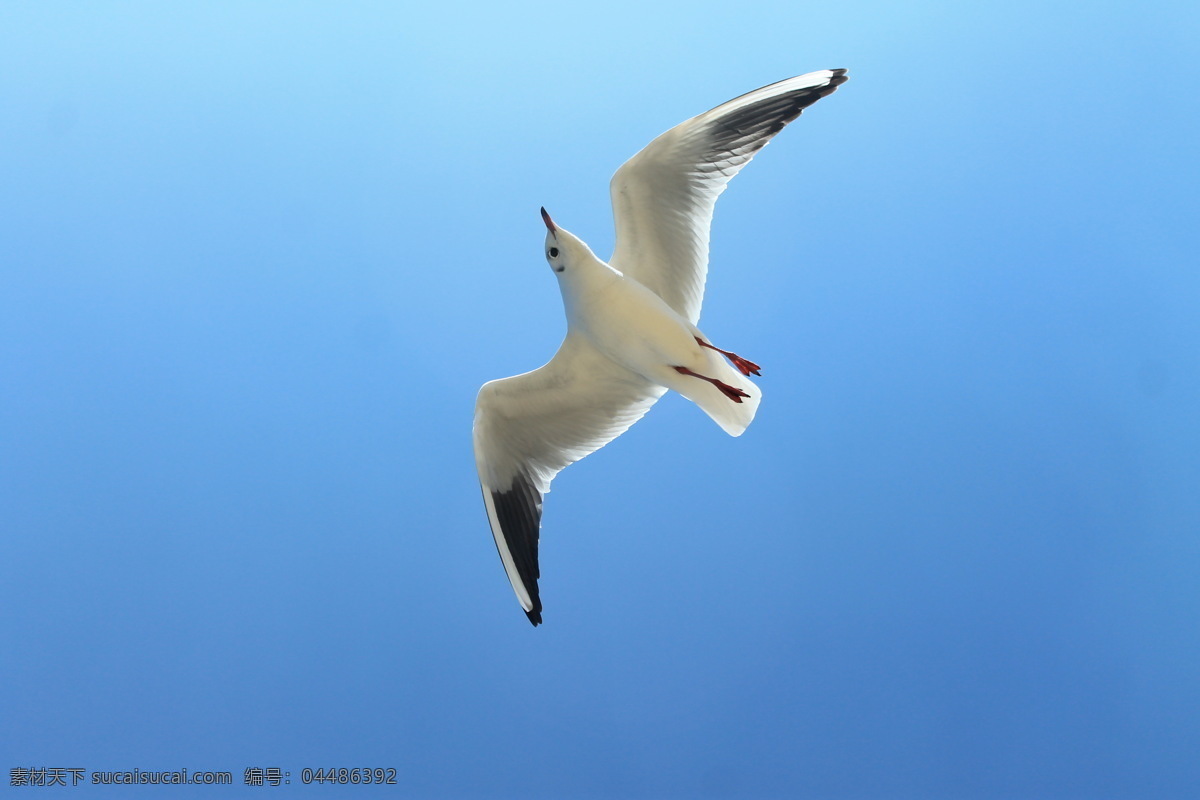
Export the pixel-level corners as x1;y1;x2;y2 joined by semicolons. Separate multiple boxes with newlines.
2;1;1198;797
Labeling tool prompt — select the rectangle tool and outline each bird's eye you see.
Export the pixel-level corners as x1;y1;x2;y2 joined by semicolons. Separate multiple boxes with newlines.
548;247;559;258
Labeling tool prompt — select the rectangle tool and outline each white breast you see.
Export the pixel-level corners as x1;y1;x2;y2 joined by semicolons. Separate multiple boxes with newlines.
569;269;705;382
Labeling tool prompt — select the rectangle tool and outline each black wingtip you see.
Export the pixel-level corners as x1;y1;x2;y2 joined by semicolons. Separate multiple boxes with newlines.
525;592;543;626
486;473;545;628
820;68;850;96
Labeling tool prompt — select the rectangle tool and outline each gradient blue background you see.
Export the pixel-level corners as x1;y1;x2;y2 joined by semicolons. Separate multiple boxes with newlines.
3;2;1198;797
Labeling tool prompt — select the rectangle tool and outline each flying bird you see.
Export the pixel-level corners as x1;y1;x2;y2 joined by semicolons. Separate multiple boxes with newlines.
473;69;848;625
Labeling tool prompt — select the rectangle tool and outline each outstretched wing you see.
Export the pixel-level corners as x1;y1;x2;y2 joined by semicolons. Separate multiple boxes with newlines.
473;333;666;625
609;69;848;324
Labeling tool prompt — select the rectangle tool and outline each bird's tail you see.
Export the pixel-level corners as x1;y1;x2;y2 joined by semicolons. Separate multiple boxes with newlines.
665;347;760;436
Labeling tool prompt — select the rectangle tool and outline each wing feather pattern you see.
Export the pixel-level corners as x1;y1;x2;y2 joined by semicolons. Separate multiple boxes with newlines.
609;69;848;323
473;333;666;625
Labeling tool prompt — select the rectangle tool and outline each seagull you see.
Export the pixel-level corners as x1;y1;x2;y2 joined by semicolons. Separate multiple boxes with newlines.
473;69;848;625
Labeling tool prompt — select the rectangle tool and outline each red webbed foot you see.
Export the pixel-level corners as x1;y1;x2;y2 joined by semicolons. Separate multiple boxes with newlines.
695;337;761;376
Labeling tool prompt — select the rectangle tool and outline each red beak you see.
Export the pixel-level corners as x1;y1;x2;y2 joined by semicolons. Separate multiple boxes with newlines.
540;207;557;238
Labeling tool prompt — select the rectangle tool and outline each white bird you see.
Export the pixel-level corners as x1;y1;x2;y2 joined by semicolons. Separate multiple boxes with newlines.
473;69;848;625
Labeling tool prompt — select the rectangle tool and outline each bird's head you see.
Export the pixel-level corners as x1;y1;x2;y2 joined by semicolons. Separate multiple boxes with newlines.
540;207;591;278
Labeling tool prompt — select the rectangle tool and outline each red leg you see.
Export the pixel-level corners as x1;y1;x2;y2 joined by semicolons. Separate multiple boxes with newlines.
695;337;761;376
674;366;751;403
